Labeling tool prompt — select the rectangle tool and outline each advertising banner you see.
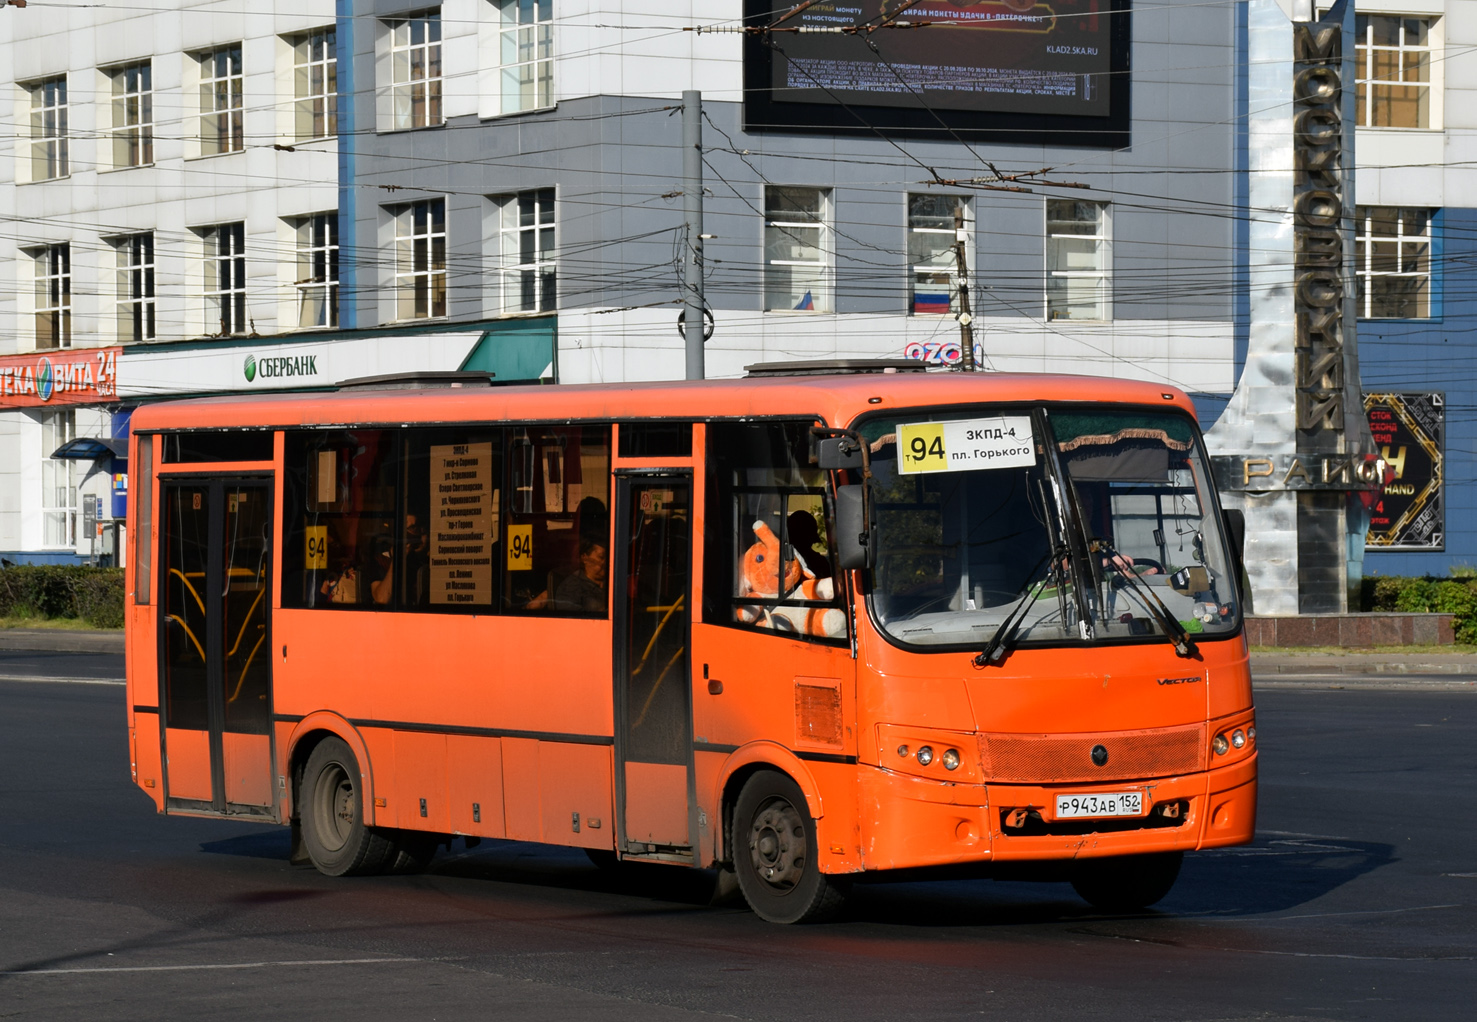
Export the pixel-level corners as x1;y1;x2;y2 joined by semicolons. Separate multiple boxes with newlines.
1365;392;1443;551
743;0;1129;144
0;347;121;408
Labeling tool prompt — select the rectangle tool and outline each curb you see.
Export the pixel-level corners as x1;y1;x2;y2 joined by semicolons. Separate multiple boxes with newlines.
0;629;125;654
1251;656;1477;677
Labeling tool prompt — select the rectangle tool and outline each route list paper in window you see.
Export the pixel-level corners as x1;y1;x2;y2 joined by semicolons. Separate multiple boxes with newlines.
430;442;497;604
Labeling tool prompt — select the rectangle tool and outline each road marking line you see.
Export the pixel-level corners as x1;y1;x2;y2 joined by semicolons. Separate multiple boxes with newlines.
2;957;417;976
0;675;124;687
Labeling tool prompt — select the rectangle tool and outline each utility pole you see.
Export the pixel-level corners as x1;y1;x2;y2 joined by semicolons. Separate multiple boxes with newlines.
682;90;706;381
953;205;977;372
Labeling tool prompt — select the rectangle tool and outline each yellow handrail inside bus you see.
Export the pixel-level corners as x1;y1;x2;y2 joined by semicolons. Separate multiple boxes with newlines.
632;646;686;728
224;588;266;658
165;615;206;662
634;595;684;675
228;630;268;703
169;569;206;614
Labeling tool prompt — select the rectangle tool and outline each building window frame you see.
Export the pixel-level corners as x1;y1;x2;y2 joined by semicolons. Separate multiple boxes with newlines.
198;45;245;156
388;9;443;130
41;410;77;550
494;188;556;314
202;222;248;336
392;199;447;320
1046;199;1111;322
33;243;72;350
1355;206;1433;320
494;0;553;115
1355;14;1437;130
292;28;338;141
109;62;154;168
907;194;971;316
764;186;832;314
114;233;156;343
26;76;69;181
294;213;339;328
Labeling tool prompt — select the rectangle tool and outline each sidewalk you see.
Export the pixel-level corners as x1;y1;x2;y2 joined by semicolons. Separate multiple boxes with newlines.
0;628;124;654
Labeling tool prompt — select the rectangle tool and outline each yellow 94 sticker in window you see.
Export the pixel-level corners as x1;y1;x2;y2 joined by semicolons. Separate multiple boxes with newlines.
305;525;327;570
507;524;533;571
897;416;1035;475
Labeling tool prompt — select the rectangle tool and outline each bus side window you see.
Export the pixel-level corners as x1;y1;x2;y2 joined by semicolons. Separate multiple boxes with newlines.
403;427;503;613
704;421;846;643
283;429;398;609
502;425;611;616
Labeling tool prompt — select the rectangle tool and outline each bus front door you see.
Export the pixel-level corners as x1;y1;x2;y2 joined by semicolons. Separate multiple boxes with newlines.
158;479;275;817
612;474;695;858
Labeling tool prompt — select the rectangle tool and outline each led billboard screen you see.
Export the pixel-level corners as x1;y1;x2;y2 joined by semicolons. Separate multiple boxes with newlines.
743;0;1131;146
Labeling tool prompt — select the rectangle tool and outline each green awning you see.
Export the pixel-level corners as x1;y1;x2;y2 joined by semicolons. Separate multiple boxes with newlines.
459;320;556;383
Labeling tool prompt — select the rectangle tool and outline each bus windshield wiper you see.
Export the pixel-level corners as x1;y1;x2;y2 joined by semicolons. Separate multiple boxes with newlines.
1094;539;1198;658
974;551;1057;668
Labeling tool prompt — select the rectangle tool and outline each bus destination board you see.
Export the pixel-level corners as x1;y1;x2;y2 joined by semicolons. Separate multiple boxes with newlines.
430;442;496;603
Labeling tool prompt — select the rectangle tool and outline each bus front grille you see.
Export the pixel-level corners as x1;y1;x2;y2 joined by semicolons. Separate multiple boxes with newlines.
977;724;1206;784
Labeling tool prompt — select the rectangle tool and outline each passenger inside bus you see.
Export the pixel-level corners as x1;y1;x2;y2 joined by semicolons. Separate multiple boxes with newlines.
552;539;609;612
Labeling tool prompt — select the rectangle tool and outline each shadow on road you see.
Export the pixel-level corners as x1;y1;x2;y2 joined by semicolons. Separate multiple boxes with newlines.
197;828;1397;926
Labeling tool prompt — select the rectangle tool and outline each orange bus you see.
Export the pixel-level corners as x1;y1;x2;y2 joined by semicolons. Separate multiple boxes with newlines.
123;361;1256;923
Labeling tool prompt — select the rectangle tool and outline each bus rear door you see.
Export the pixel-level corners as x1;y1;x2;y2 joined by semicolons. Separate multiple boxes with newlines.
157;478;275;817
612;472;695;859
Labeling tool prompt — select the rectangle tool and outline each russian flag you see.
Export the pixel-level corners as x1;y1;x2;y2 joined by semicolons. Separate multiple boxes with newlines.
793;290;814;311
914;292;951;315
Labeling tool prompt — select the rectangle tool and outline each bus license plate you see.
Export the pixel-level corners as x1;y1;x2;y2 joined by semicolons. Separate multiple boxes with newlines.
1055;792;1143;819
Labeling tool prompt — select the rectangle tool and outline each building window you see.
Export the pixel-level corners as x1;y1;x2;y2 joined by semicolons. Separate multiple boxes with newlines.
764;187;830;313
295;213;339;328
27;77;68;180
496;188;555;313
908;194;969;315
495;0;553;114
41;410;77;549
115;233;156;343
1355;206;1431;319
393;199;446;319
389;9;443;130
293;28;338;140
109;62;153;168
33;244;71;350
199;45;244;155
1356;15;1434;129
203;222;247;335
1046;200;1109;321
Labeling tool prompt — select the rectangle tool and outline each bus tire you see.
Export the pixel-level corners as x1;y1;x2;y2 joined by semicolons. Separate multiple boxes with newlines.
732;770;849;924
300;736;394;877
1070;850;1183;911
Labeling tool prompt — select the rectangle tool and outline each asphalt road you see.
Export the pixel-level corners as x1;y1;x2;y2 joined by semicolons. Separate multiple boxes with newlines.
1;651;1473;1021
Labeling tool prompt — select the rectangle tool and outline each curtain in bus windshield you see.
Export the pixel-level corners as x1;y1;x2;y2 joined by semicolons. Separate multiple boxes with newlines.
704;421;845;643
866;413;1078;649
1051;410;1239;639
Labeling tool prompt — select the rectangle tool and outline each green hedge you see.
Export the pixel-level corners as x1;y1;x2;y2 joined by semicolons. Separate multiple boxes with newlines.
0;565;125;629
1361;575;1477;644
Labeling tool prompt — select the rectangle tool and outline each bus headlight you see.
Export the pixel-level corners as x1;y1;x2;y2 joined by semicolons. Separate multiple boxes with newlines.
1213;733;1229;756
941;748;960;771
916;745;934;766
1231;729;1246;749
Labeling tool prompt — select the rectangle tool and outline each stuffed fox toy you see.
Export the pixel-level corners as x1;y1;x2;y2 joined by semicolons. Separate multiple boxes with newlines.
735;520;846;639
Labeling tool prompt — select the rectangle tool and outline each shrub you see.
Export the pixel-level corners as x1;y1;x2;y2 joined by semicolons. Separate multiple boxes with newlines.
0;565;125;627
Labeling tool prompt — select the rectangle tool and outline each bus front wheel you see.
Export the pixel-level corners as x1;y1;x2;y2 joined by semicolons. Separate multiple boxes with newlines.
1070;851;1183;911
732;770;849;924
300;737;396;877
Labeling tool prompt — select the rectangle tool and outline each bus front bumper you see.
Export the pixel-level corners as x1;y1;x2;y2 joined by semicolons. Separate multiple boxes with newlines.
855;753;1257;872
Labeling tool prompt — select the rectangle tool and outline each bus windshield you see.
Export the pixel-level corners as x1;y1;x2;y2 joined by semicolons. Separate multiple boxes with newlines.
865;405;1240;651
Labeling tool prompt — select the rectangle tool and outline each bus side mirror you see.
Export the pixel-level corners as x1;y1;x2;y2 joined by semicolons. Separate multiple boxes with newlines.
1222;508;1246;592
835;485;872;570
816;437;864;470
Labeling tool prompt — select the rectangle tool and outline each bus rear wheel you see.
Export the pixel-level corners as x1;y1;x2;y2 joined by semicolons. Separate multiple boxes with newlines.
1070;851;1183;911
732;770;848;924
300;737;395;877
